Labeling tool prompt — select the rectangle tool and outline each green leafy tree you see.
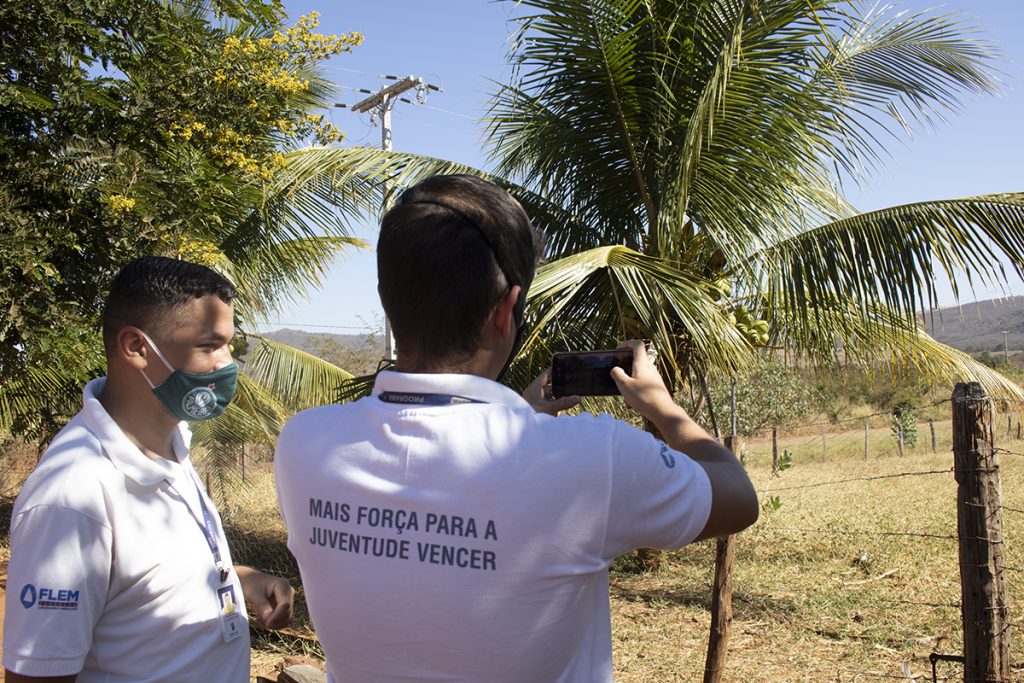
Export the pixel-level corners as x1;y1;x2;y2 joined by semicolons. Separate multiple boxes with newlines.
685;356;817;437
308;334;385;378
0;0;364;440
891;406;918;450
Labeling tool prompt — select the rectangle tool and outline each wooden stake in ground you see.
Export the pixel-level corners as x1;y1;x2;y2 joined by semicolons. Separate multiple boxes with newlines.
820;426;826;463
771;427;779;472
864;422;869;460
952;382;1010;682
703;435;738;683
930;420;937;453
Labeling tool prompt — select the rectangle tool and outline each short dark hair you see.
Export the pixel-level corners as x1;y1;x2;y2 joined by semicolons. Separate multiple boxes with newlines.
377;175;544;366
102;256;237;353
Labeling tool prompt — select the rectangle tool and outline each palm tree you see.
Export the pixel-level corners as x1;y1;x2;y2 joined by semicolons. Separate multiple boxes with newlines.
279;0;1024;405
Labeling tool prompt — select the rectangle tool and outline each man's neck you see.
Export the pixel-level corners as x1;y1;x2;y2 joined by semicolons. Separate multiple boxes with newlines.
395;352;499;380
98;378;180;461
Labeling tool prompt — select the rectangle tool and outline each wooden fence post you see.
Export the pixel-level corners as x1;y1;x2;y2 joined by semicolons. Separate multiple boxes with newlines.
952;382;1010;682
898;426;904;457
703;434;738;683
771;428;779;472
820;426;826;463
930;420;937;453
864;422;869;460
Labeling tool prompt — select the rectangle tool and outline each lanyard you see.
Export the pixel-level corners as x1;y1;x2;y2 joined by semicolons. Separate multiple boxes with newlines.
175;470;229;583
378;391;484;406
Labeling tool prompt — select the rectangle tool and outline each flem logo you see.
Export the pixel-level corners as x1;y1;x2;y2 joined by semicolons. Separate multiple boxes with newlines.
20;583;79;611
20;584;36;608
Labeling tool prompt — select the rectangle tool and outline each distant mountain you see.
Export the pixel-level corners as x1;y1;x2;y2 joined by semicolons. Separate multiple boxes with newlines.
261;328;382;353
257;328;386;376
924;296;1024;356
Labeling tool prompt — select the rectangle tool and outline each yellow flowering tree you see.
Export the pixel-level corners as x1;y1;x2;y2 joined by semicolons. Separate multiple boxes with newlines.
0;0;363;438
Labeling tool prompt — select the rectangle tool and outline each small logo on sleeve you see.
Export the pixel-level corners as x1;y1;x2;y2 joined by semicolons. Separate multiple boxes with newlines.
19;583;79;610
659;444;677;469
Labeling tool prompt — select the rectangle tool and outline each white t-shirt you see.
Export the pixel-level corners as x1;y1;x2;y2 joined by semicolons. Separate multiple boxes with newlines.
2;378;250;682
275;371;712;683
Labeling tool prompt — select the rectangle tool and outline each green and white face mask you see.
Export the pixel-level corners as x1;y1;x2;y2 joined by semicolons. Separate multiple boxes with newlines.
139;331;238;422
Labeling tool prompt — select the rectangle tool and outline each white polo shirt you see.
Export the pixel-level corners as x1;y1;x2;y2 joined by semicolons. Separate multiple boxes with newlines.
3;378;250;681
275;370;712;683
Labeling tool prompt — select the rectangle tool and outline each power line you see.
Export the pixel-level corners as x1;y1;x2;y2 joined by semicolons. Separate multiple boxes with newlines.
320;64;376;77
258;322;377;331
394;115;477;139
419;103;478;120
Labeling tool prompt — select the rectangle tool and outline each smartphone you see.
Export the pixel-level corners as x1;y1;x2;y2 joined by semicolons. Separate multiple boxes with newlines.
550;349;634;398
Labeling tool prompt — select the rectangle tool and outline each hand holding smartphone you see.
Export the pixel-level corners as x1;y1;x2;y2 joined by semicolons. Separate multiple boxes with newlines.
550;348;634;398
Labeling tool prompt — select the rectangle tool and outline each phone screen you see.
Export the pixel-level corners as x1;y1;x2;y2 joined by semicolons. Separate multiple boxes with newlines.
550;349;634;398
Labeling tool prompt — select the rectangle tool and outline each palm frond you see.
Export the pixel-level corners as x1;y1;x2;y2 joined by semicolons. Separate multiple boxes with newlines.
757;194;1024;327
223;235;368;321
0;366;84;433
272;146;602;259
896;333;1024;403
815;3;1001;144
526;245;752;386
334;360;394;404
244;335;354;411
768;295;1023;401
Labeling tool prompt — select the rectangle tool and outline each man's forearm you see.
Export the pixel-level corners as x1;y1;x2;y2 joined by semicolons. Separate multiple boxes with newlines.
609;340;758;538
647;404;741;465
648;402;759;541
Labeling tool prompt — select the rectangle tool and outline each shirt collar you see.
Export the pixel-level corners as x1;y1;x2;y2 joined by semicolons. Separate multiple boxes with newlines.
372;370;531;410
80;377;192;487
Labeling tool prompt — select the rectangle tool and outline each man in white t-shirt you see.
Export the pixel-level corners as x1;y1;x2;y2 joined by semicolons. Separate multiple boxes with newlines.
274;175;758;682
3;256;295;683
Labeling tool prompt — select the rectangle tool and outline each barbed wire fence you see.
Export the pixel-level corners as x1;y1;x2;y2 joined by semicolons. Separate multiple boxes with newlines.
702;384;1023;682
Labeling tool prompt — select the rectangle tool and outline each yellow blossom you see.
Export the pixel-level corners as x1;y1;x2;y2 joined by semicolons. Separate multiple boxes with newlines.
105;194;136;215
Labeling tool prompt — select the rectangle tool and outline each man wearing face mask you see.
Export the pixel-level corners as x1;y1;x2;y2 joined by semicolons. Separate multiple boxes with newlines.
3;256;294;683
274;175;758;682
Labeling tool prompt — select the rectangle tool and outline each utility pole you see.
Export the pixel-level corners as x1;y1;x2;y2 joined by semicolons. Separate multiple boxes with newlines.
340;75;441;361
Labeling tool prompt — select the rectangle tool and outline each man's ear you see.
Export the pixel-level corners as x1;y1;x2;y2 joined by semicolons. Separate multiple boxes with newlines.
494;286;522;338
115;326;150;371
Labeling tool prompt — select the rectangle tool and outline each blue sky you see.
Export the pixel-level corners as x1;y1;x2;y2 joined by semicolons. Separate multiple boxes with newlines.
261;0;1024;334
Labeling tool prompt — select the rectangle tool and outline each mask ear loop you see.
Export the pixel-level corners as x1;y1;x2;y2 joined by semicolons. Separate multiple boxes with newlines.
137;330;176;389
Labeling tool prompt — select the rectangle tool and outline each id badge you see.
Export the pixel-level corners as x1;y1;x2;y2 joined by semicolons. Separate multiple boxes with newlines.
217;584;245;642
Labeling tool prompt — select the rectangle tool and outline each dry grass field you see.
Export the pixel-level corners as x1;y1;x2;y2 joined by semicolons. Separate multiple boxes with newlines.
606;417;1020;682
3;410;1024;682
